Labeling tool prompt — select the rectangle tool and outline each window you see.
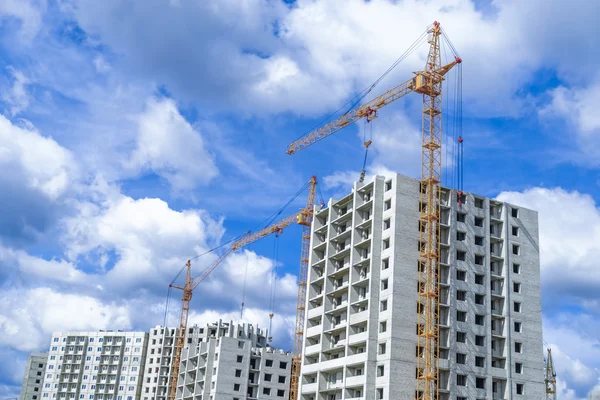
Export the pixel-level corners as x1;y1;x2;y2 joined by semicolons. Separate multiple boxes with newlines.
512;208;519;218
515;342;523;353
456;332;466;343
513;263;521;274
380;300;388;312
512;226;519;236
377;365;385;376
474;293;485;305
513;282;521;293
381;278;388;290
279;361;287;369
383;218;391;230
475;314;484;325
382;238;390;250
456;353;466;364
236;355;243;363
382;258;389;270
456;250;466;261
456;270;466;281
475;274;484;285
457;374;467;386
379;321;387;333
278;375;286;384
475;356;485;367
456;231;466;241
238;340;244;349
476;377;486;389
475;254;484;265
456;311;467;322
514;302;522;313
266;360;273;367
235;369;242;378
457;212;466;223
378;343;386;355
516;383;524;395
475;217;484;227
456;290;466;301
385;180;392;191
516;363;523;374
475;335;485;346
233;384;240;392
384;199;391;210
264;373;272;382
512;244;520;255
475;235;483;246
474;198;484;208
277;390;285;397
377;388;384;400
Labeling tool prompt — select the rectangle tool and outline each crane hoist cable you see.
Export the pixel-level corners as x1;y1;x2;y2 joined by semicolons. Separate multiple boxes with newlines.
240;255;249;320
267;234;280;342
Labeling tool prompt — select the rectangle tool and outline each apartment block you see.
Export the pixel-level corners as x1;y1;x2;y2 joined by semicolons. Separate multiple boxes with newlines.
174;320;292;400
41;331;148;400
300;173;544;400
20;352;48;400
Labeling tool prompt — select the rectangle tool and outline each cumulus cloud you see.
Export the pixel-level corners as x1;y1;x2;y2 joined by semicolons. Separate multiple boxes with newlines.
0;287;131;352
2;67;31;116
126;97;218;191
0;0;46;43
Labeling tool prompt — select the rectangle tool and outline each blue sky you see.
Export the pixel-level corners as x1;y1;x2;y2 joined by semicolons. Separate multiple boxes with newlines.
1;0;600;398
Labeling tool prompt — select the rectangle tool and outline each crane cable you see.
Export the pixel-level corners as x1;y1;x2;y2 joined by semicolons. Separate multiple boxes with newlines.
240;255;249;320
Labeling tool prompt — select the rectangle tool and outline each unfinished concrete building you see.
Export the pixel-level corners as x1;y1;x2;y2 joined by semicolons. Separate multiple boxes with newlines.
20;352;48;400
142;320;292;400
300;173;544;400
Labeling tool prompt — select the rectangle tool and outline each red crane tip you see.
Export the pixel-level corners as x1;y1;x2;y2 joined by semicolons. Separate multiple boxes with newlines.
458;136;463;143
455;57;462;64
433;21;440;27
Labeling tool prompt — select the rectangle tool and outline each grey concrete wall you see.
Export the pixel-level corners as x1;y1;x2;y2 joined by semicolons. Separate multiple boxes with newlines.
20;353;47;400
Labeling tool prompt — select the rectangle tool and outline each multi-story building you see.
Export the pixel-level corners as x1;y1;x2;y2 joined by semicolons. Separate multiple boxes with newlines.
20;352;48;400
41;331;148;400
299;173;544;400
173;320;292;400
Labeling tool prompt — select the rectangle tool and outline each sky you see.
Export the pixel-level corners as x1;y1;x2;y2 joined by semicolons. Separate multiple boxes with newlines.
0;0;599;398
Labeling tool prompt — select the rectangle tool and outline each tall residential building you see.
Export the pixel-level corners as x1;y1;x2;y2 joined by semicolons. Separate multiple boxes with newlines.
142;320;292;400
41;331;148;400
299;173;544;400
20;352;48;400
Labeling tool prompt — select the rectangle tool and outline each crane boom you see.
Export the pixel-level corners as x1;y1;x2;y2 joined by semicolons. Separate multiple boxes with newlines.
286;59;460;156
168;176;318;400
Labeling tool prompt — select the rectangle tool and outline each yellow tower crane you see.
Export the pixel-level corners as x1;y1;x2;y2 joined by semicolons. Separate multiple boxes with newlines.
168;176;318;400
286;22;461;400
545;347;557;400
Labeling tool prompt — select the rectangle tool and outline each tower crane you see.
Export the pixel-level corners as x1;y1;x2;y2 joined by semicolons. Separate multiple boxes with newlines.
286;22;461;400
168;176;318;400
545;347;557;400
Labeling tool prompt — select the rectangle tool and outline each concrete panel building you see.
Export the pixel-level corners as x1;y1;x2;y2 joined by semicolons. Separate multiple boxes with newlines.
299;173;544;400
41;331;148;400
173;320;292;400
20;352;48;400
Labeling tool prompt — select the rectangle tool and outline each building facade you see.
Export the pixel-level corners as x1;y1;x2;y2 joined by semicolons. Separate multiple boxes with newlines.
299;173;544;400
20;352;49;400
41;331;148;400
173;320;292;400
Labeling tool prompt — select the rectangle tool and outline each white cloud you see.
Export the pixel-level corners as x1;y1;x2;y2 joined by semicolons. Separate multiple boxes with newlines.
0;287;131;352
127;97;218;191
497;187;600;297
2;67;30;116
0;114;76;199
540;79;600;163
0;0;46;43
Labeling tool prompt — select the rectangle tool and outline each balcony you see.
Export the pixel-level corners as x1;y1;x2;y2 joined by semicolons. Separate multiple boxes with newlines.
345;375;365;388
348;331;367;346
304;343;321;355
349;310;368;325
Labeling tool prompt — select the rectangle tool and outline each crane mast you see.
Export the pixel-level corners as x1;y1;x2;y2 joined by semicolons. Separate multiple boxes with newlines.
286;22;460;400
168;176;318;400
545;348;557;400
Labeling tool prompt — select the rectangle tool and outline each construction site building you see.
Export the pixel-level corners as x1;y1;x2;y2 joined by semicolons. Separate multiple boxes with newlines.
300;173;544;400
41;331;148;400
20;352;48;400
142;320;292;400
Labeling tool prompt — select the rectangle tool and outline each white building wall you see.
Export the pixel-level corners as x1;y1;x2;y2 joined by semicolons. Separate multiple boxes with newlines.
299;173;545;400
41;331;148;400
20;352;49;400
